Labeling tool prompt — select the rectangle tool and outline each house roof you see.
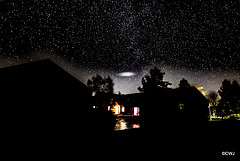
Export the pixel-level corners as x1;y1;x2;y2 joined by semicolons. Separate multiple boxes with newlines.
112;93;145;106
0;59;92;108
0;59;91;92
174;87;208;104
111;87;208;107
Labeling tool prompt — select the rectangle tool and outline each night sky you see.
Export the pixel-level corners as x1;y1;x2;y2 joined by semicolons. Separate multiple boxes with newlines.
1;0;240;94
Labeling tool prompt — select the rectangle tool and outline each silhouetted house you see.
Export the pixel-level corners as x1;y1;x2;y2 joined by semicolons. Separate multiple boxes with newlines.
143;87;209;130
91;92;144;116
96;87;208;131
91;86;208;123
91;92;113;110
174;87;209;121
1;59;93;141
113;93;145;116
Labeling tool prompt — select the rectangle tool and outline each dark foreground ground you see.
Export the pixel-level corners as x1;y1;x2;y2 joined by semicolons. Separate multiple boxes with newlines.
112;120;239;160
3;113;239;160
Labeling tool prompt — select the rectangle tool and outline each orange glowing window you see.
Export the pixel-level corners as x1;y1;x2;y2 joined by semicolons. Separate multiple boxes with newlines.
113;102;121;114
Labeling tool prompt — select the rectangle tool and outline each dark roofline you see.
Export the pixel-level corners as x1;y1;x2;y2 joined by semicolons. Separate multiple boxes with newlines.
0;59;52;70
113;92;144;97
0;59;92;92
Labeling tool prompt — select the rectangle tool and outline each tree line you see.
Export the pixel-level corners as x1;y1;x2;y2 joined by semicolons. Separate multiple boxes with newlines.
87;66;240;120
207;80;240;120
87;66;186;95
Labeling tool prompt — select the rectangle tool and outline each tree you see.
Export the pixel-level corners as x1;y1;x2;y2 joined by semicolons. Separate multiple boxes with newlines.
230;80;240;115
207;91;219;107
218;79;240;119
138;66;172;92
206;91;219;117
218;79;232;118
179;78;191;88
218;80;231;101
87;74;114;95
105;76;114;94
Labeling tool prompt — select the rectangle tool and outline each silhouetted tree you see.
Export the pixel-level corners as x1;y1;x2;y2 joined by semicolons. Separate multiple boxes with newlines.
179;78;191;88
206;91;219;116
231;80;240;116
138;66;172;92
218;79;240;119
207;91;219;107
87;74;114;95
218;79;232;118
105;76;114;94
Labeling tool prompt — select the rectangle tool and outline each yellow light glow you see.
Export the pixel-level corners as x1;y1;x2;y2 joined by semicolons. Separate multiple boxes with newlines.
122;106;125;113
194;85;207;96
120;119;127;130
116;106;120;114
113;102;121;114
112;102;125;115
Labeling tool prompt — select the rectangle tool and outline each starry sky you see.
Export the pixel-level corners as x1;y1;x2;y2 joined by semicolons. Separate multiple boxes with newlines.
1;0;240;94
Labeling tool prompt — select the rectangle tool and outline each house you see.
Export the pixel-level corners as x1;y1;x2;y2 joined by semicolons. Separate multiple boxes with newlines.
91;86;208;121
92;86;209;131
113;93;145;116
142;87;209;130
174;87;209;121
91;92;144;116
0;59;95;141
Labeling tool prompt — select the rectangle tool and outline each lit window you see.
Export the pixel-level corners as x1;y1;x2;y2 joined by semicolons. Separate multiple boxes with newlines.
122;106;125;113
115;105;120;115
133;107;140;116
179;104;184;110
